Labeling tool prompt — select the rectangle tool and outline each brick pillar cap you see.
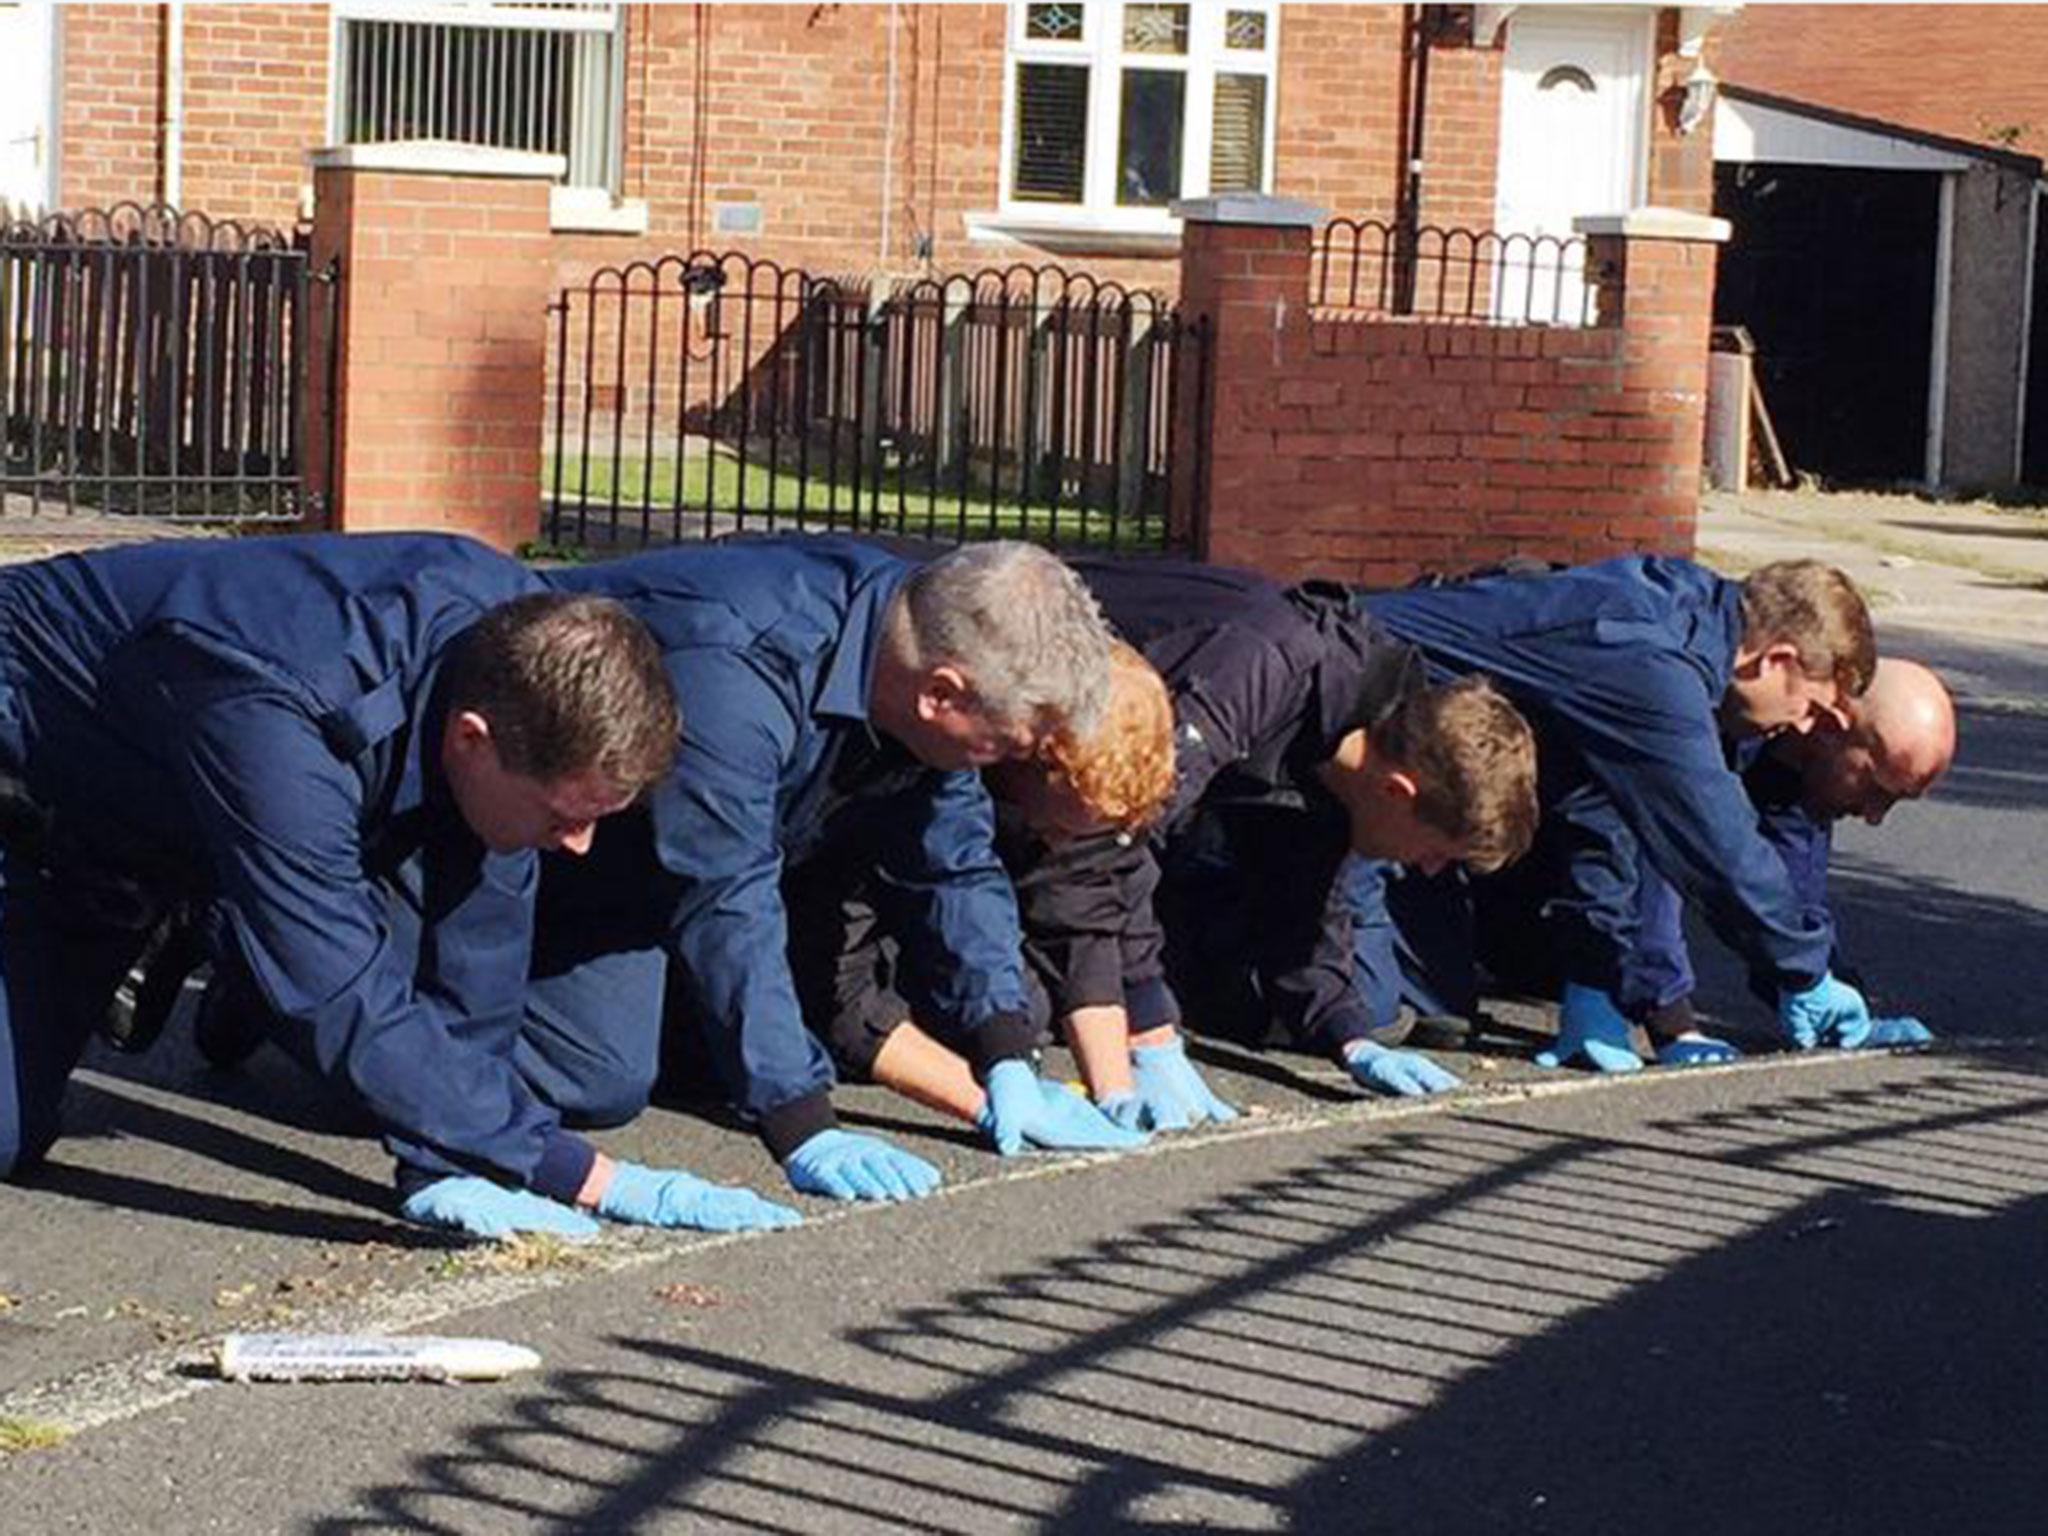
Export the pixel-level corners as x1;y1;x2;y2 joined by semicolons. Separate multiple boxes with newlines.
308;140;568;180
1573;206;1732;243
1172;193;1327;227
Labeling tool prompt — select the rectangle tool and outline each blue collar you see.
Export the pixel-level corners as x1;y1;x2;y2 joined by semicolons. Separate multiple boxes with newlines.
813;563;910;725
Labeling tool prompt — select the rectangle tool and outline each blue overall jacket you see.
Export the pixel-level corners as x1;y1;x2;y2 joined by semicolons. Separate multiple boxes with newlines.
1359;555;1835;997
0;534;593;1199
1003;558;1423;1054
549;537;1036;1159
1619;747;1838;1022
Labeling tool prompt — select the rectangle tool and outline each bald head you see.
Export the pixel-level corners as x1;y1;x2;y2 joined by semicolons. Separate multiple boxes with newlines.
1795;657;1956;825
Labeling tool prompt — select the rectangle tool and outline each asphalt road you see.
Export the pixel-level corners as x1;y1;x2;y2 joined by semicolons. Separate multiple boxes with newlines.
2;491;2045;1532
9;1049;2048;1534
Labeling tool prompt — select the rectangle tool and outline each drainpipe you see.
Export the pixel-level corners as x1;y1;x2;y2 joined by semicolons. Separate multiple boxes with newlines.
160;0;185;209
1393;5;1435;313
2015;181;2041;484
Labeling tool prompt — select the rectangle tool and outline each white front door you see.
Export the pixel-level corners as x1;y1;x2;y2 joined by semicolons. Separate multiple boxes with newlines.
1493;7;1652;322
0;1;55;217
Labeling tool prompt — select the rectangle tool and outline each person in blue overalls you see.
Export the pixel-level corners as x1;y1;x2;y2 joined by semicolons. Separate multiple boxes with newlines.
1348;555;1885;1071
0;533;798;1242
523;535;1126;1204
1614;656;1956;1058
804;557;1541;1131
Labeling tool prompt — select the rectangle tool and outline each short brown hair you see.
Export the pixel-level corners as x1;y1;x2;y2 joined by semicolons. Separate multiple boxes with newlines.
1374;676;1538;873
446;593;678;791
1740;560;1876;699
1040;641;1176;831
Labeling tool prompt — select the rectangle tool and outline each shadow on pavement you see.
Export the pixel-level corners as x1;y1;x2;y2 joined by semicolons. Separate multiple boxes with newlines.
307;1050;2048;1534
21;1080;422;1245
26;1162;420;1248
1824;865;2048;1035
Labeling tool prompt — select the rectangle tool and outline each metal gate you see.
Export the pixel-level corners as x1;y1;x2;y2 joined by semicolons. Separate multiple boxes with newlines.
545;254;1207;554
0;204;338;523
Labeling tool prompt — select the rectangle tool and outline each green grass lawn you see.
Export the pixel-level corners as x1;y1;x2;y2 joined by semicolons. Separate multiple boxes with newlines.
543;449;1175;550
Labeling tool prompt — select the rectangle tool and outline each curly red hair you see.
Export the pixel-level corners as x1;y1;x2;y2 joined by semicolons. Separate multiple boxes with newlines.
1039;641;1176;831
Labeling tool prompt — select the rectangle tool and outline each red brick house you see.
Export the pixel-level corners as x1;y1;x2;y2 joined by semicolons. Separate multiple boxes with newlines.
7;4;1717;285
0;4;1734;580
1704;5;2047;489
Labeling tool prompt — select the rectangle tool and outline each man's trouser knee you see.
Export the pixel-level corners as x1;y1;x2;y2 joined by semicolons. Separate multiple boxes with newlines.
519;945;664;1128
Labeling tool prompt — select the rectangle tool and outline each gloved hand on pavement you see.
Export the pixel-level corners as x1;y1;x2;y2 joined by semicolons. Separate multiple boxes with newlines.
1097;1091;1145;1133
1122;1033;1240;1132
1534;983;1644;1073
1860;1015;1935;1049
1655;1032;1742;1067
979;1059;1149;1155
783;1128;941;1203
1778;972;1874;1050
596;1161;802;1231
400;1176;600;1241
1343;1038;1462;1096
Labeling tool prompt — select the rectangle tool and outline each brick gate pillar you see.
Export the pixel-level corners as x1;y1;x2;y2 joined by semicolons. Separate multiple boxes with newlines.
1170;193;1325;571
305;143;562;550
1576;207;1732;554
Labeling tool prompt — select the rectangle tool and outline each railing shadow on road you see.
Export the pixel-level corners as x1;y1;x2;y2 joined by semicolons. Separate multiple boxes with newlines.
305;1050;2048;1534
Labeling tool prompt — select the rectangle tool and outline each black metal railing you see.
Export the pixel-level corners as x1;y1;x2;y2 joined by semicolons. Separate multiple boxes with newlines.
546;254;1206;554
0;203;337;522
1311;218;1619;327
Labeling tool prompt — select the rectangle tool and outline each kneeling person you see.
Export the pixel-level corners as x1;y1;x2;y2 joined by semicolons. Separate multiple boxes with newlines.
1616;656;1956;1059
522;536;1127;1201
0;534;773;1242
844;561;1539;1128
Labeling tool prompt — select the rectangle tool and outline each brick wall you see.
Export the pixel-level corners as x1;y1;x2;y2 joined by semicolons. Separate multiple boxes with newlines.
60;5;327;227
176;7;330;222
1644;10;1713;213
57;7;162;211
1182;210;1716;587
1414;10;1505;230
1709;5;2048;160
56;6;1712;288
308;157;556;550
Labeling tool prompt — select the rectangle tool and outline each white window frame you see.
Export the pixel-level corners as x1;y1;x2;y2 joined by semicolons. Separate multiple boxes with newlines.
325;1;645;233
974;1;1278;252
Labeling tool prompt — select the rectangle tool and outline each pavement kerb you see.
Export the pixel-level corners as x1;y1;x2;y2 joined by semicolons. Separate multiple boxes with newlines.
0;1037;1990;1453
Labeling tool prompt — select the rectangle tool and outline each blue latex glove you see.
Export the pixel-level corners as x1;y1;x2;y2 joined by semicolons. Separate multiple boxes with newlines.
1779;972;1874;1050
400;1176;600;1242
979;1059;1149;1155
1656;1032;1742;1067
1861;1015;1935;1049
1127;1034;1241;1132
783;1128;941;1203
1343;1039;1462;1096
1534;983;1644;1073
596;1161;802;1232
1097;1091;1146;1133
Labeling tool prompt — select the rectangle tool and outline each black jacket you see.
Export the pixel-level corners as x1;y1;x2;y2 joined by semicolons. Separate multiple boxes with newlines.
1001;558;1422;1052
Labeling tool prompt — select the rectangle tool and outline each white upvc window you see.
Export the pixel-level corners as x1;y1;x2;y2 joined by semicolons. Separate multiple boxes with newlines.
982;1;1277;247
328;2;644;230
